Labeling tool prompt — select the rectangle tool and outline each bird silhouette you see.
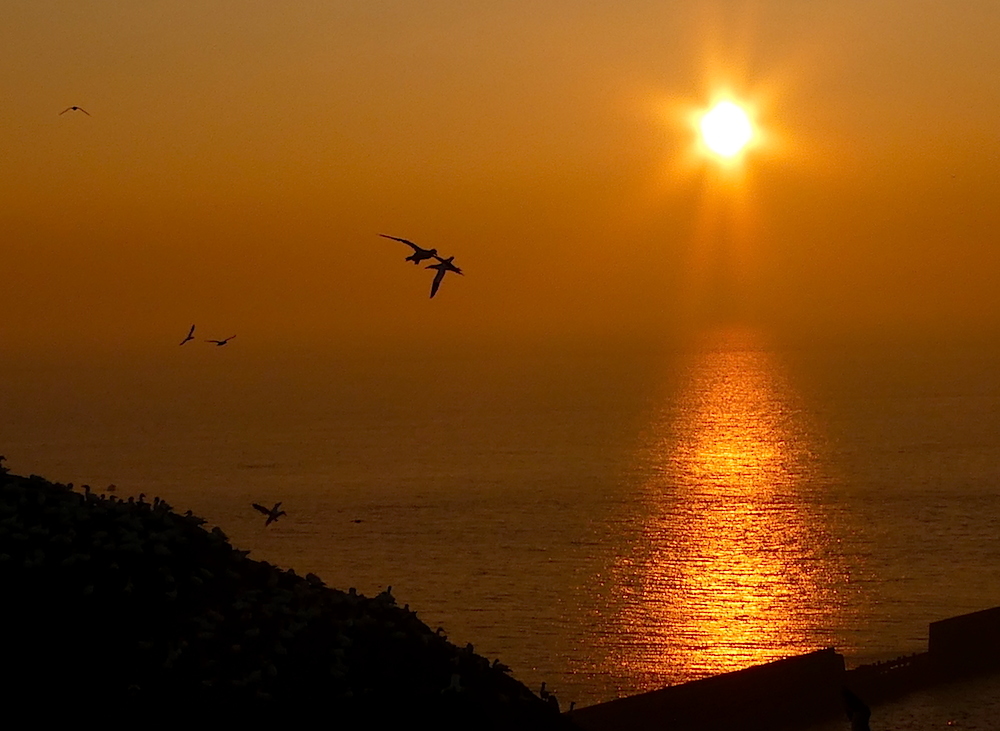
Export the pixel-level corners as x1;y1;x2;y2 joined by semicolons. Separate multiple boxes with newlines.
179;325;196;345
442;673;464;694
59;106;90;116
842;687;872;731
426;256;463;298
252;502;286;526
205;335;236;346
379;234;438;264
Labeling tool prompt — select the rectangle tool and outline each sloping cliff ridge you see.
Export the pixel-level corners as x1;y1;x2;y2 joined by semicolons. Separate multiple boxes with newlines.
0;461;567;728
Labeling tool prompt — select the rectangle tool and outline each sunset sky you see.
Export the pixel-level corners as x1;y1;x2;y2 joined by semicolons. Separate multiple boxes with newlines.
3;0;1000;354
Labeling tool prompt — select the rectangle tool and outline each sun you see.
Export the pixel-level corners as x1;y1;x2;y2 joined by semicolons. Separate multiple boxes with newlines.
699;101;753;157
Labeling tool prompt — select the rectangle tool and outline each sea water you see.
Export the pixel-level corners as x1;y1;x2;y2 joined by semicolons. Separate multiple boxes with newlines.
3;330;1000;709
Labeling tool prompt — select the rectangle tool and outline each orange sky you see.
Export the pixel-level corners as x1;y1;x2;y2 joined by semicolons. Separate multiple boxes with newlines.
3;1;1000;355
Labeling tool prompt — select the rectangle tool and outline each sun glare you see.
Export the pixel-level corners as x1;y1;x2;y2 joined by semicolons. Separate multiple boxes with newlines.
700;101;753;157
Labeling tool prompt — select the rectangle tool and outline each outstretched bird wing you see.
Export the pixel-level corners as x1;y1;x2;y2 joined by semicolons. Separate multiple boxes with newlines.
379;233;420;251
59;107;73;115
252;503;270;515
431;255;463;274
429;267;446;298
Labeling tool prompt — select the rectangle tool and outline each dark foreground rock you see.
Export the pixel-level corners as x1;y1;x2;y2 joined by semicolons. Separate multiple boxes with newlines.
0;462;571;728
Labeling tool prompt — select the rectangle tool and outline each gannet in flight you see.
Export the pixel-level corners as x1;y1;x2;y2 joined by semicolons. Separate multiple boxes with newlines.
426;256;463;298
252;502;287;526
205;335;236;346
179;325;196;345
59;106;91;116
379;234;438;265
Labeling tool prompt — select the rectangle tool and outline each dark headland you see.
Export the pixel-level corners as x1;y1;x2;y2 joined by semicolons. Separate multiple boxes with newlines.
0;461;574;728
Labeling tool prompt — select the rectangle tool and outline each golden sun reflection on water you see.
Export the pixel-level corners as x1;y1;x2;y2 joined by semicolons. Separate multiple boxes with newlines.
610;329;845;692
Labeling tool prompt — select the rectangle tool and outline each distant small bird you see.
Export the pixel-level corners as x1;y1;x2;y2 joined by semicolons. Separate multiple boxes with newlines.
59;106;90;116
252;501;286;526
379;234;438;264
205;335;236;346
426;255;463;298
179;325;196;345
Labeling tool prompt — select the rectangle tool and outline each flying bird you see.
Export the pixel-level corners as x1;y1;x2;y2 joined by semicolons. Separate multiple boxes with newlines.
426;255;463;298
252;502;286;526
179;325;196;345
59;106;90;116
379;234;438;265
205;335;236;346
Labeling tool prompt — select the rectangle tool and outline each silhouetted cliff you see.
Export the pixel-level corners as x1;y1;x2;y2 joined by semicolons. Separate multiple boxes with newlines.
0;461;570;728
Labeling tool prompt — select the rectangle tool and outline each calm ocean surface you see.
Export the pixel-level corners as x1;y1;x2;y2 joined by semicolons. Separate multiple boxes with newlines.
4;329;1000;708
